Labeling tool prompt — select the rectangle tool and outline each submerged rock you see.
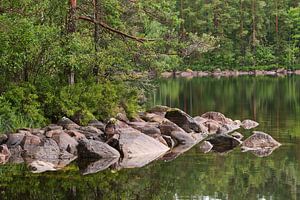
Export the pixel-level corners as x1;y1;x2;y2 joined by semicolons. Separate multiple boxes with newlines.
241;131;281;150
77;139;120;160
241;119;259;130
208;134;242;153
165;108;202;133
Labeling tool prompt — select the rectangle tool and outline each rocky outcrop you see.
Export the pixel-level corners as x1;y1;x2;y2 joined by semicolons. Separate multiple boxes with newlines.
0;108;281;174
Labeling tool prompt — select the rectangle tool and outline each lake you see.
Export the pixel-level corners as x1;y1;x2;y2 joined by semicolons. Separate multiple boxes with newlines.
0;75;300;200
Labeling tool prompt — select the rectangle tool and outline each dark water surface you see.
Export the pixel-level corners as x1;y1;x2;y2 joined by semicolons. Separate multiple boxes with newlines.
1;76;300;200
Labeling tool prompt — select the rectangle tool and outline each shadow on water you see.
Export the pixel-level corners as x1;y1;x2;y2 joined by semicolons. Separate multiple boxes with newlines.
1;75;300;199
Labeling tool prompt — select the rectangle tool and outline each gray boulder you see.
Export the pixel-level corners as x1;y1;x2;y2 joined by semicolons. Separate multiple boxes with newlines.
241;131;281;150
77;139;120;160
165;108;202;133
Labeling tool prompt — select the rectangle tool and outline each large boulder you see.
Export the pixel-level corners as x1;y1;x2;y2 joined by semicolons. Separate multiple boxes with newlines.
241;131;281;150
116;127;169;168
159;120;195;144
208;134;242;153
165;108;202;133
241;119;259;130
24;138;60;164
77;139;120;160
0;144;11;164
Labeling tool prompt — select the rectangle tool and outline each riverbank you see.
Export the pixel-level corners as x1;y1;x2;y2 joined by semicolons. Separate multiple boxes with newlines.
160;68;300;78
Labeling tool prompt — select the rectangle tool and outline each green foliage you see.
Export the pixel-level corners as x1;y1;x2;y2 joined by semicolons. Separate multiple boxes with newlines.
0;84;47;132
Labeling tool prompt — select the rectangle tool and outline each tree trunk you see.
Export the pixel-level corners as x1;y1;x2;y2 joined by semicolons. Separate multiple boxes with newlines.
251;0;257;55
239;0;245;57
66;0;77;85
93;0;101;81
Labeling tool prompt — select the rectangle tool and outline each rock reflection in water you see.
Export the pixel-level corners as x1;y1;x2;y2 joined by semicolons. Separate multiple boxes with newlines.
161;143;195;161
243;147;279;157
78;157;119;175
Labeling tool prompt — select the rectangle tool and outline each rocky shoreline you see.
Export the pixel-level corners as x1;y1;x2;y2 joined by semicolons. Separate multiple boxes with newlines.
161;68;300;78
0;106;281;175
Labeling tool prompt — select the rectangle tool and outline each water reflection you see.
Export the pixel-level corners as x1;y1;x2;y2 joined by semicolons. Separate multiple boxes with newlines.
0;76;300;199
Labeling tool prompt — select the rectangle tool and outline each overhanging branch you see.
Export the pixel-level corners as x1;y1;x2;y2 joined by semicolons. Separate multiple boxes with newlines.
78;16;155;43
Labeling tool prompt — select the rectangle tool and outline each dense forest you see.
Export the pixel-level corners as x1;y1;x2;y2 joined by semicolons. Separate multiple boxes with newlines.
0;0;299;132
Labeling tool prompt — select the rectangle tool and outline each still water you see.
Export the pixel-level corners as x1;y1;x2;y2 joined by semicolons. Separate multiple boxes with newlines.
0;76;300;200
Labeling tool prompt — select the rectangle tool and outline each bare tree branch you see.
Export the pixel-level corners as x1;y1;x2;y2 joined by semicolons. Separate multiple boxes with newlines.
78;15;155;43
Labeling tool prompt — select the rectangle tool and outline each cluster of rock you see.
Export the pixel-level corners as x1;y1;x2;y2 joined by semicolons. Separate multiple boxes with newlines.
161;69;300;78
0;106;281;175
